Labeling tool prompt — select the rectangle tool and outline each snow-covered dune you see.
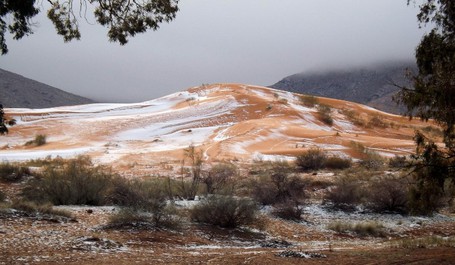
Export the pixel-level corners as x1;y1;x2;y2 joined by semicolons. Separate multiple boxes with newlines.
0;83;433;174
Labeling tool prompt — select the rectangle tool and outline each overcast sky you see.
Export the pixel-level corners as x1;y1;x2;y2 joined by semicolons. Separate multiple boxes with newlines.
0;0;425;103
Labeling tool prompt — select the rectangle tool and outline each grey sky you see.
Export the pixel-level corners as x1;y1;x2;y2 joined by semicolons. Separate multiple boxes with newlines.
0;0;425;102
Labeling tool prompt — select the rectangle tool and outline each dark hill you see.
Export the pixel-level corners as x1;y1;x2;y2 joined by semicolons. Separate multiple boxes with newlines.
0;68;94;108
270;61;416;114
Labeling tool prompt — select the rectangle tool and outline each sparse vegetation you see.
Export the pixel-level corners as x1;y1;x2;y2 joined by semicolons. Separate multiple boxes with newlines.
393;236;455;249
190;195;258;228
327;221;385;237
295;148;327;171
11;200;73;218
324;175;363;211
324;156;352;170
25;134;47;146
21;156;116;205
0;162;31;182
365;177;409;214
203;163;237;195
388;155;409;169
271;201;304;221
368;115;388;128
316;104;333;126
299;95;318;108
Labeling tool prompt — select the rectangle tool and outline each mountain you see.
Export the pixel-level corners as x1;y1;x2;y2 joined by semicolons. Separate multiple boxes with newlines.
270;61;416;114
0;68;94;108
0;84;435;175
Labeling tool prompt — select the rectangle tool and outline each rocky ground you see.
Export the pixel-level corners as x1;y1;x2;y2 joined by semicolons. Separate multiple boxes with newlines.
1;202;455;265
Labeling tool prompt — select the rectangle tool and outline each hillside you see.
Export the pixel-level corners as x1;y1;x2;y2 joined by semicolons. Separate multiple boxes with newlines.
0;68;94;108
0;83;438;176
270;62;416;114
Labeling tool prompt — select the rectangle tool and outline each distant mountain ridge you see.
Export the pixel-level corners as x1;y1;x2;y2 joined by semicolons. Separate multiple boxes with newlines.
0;68;94;108
270;61;416;114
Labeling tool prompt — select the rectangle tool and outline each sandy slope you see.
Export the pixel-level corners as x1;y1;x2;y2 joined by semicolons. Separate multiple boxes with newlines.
0;84;437;174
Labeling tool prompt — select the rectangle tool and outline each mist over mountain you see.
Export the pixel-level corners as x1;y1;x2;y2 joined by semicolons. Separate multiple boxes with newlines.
0;68;94;108
270;61;416;114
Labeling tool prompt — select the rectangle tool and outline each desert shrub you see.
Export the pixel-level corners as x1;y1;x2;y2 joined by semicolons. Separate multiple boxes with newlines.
295;148;327;172
203;163;237;195
327;221;385;237
393;236;455;249
368;116;388;128
407;179;444;216
365;177;409;214
190;195;258;228
317;104;333;126
299;95;318;108
0;190;5;201
107;205;180;230
0;162;31;182
388;155;409;169
11;200;72;218
359;151;385;170
324;176;363;211
25;134;47;146
251;163;306;206
278;98;288;105
272;201;304;221
21;156;115;205
324;156;352;170
107;208;151;229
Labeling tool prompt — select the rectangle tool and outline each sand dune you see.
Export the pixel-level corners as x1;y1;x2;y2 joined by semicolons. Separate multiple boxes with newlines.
0;83;437;174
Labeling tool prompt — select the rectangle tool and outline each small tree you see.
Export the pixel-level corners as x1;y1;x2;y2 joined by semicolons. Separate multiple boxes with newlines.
203;163;237;194
179;144;203;200
295;148;327;171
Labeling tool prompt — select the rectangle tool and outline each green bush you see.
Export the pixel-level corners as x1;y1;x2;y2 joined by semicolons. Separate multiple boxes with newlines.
0;162;31;182
295;148;327;171
190;195;258;228
21;156;115;205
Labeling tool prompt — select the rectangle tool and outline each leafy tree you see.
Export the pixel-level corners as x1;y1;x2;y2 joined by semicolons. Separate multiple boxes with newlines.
396;1;455;213
0;104;15;134
0;0;179;55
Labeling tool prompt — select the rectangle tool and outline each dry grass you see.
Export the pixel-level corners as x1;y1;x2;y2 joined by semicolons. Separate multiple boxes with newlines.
327;220;386;237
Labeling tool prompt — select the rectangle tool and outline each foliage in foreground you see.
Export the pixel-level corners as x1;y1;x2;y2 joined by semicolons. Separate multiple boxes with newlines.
190;195;258;228
21;156;115;205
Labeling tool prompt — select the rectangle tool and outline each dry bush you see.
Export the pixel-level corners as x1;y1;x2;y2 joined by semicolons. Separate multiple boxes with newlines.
0;190;5;202
327;221;385;237
21;156;116;206
360;151;385;170
0;162;31;182
190;195;258;228
299;95;318;107
11;200;73;218
295;148;327;172
271;201;304;221
365;177;409;214
368;116;388;128
393;236;455;249
408;178;444;216
324;156;352;170
324;175;363;211
251;162;306;206
317;104;333;126
388;155;409;169
203;163;237;195
25;134;47;146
